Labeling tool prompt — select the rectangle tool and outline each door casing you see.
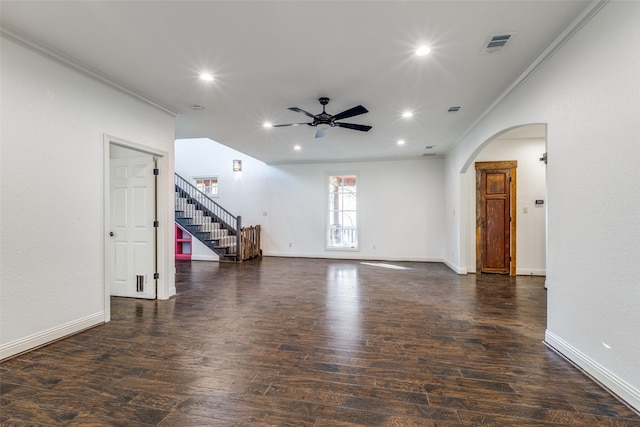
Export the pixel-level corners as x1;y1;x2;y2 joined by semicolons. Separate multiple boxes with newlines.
103;135;168;322
475;161;517;276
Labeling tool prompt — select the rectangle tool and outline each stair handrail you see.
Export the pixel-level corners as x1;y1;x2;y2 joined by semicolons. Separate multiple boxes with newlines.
175;173;238;234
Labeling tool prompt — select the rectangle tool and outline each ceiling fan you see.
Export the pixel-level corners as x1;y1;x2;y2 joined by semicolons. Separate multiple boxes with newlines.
273;97;372;138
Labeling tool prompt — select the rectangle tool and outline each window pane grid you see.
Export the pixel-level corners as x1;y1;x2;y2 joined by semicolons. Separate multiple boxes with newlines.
194;177;218;196
327;174;358;249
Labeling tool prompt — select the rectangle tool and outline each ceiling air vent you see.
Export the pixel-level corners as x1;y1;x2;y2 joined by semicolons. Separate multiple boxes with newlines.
447;106;461;113
481;33;515;54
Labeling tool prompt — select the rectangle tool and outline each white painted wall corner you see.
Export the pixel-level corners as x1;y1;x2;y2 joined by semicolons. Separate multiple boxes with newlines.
545;330;640;413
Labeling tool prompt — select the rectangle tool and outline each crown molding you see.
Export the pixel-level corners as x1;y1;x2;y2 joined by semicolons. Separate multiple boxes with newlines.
445;0;609;156
1;26;180;118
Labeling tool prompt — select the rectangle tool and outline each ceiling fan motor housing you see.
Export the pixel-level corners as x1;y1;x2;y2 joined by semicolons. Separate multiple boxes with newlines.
273;97;371;137
314;97;333;126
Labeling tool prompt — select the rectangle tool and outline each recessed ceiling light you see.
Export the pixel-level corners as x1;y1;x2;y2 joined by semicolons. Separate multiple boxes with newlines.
294;145;301;151
199;73;214;81
263;122;273;128
397;139;406;146
415;46;431;56
402;111;413;118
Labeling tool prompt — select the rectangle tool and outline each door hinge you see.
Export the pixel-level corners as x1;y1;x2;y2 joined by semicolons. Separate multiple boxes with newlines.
540;153;548;164
153;220;159;227
153;168;159;176
153;273;160;280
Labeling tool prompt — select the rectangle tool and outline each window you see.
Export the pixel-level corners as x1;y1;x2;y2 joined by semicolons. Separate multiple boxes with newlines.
327;174;358;250
194;177;218;196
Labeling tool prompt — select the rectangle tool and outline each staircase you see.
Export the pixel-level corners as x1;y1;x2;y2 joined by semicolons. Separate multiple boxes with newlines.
175;173;260;262
175;194;238;260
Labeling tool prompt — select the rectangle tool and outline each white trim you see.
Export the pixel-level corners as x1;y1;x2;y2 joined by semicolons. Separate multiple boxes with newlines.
103;135;172;315
191;255;218;262
545;330;640;413
516;268;546;276
154;152;174;300
443;257;467;275
103;139;112;322
325;172;360;251
0;28;179;117
445;0;609;156
0;313;104;361
263;253;445;263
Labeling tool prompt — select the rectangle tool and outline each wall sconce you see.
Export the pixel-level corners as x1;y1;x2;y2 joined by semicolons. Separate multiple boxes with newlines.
233;159;242;172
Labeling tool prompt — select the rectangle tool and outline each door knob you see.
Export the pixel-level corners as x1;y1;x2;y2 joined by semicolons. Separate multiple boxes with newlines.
109;232;115;237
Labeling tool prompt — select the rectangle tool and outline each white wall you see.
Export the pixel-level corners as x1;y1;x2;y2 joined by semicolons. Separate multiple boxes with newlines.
445;2;640;410
175;138;269;228
462;134;547;275
265;159;445;261
0;38;176;359
190;233;219;261
176;139;445;262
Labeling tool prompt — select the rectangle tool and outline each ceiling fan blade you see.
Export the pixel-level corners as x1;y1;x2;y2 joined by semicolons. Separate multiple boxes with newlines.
335;122;372;132
272;123;310;127
315;128;326;138
332;105;368;121
288;107;316;119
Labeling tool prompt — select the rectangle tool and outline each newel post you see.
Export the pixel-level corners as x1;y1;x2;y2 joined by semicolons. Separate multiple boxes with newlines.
236;215;242;261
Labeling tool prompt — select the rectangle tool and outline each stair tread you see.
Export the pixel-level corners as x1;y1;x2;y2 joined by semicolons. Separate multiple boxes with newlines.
176;189;247;261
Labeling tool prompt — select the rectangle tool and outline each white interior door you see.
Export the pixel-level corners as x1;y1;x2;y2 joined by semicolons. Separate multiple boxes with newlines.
110;155;156;299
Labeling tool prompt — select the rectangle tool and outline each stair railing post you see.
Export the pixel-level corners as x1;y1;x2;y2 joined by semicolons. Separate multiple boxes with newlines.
236;215;242;261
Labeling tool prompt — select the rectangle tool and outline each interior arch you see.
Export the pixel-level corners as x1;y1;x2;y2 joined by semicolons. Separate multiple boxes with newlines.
460;123;547;275
459;123;546;174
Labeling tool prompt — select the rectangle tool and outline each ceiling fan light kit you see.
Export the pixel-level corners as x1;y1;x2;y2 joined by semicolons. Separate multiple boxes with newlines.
273;97;372;138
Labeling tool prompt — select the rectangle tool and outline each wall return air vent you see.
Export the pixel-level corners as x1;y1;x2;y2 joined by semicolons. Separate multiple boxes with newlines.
481;33;515;54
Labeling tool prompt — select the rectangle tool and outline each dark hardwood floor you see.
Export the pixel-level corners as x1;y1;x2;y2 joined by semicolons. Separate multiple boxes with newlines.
1;258;638;426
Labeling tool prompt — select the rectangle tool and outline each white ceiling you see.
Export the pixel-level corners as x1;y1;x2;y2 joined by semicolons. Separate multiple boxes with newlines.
1;1;589;164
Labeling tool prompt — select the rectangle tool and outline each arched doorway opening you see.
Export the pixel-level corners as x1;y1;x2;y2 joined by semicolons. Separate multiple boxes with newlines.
461;124;547;276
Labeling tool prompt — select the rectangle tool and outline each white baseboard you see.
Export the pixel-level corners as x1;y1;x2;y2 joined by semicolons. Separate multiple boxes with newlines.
262;252;444;263
516;268;546;276
443;258;467;274
0;312;104;361
545;330;640;413
158;287;177;300
191;255;218;261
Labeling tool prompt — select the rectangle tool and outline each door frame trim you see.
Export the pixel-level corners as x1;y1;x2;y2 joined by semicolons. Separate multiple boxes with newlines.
103;134;168;322
475;161;517;276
